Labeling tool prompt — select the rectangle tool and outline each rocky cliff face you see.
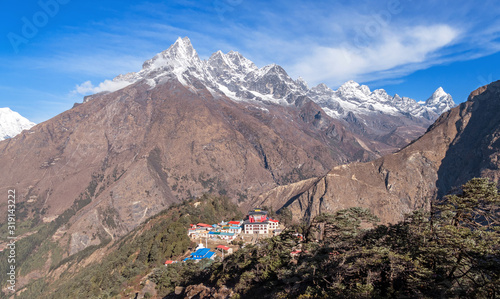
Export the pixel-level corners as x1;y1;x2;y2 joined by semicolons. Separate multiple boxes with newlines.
254;81;500;224
102;37;455;154
0;37;457;267
0;76;382;259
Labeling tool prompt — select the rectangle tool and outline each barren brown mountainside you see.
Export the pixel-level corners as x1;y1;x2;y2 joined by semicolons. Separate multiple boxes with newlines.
0;77;384;257
0;38;458;292
254;80;500;224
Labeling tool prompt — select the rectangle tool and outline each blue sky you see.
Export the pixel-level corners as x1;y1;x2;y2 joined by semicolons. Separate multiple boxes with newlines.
1;0;500;123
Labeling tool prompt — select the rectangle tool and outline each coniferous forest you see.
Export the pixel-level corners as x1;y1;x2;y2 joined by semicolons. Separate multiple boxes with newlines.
16;178;499;298
196;178;499;298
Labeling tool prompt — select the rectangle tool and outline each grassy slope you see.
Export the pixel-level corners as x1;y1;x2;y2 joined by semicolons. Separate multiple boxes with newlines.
15;194;243;298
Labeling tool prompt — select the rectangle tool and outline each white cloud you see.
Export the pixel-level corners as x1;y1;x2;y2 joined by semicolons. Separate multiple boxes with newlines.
291;24;460;87
70;24;461;96
73;79;133;95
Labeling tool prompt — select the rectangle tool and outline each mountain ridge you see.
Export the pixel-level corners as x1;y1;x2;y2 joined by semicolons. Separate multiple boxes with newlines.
253;80;500;224
0;74;382;276
80;36;456;157
0;38;458;260
90;37;455;124
0;38;495;296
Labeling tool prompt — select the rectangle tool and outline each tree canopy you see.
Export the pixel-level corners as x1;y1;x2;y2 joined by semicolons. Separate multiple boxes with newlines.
193;178;499;298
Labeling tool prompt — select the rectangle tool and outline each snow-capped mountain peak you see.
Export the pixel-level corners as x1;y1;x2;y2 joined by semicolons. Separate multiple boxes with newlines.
295;77;309;91
208;50;257;75
141;37;201;76
170;36;198;59
226;51;257;71
311;83;332;93
144;37;200;69
425;87;455;115
426;87;451;103
304;79;456;121
338;80;360;92
0;107;36;140
90;37;455;122
208;50;233;71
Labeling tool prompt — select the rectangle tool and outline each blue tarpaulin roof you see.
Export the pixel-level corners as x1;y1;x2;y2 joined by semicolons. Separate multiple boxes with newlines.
203;251;215;259
219;232;235;236
192;248;211;257
208;231;235;236
185;248;216;261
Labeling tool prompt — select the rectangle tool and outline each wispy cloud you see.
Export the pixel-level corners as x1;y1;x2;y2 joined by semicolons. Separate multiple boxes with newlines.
72;80;133;95
9;0;500;108
290;25;460;87
219;0;500;89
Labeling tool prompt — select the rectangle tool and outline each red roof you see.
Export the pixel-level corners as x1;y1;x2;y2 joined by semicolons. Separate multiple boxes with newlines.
217;245;230;250
228;221;240;225
164;260;175;264
269;219;279;223
197;223;212;228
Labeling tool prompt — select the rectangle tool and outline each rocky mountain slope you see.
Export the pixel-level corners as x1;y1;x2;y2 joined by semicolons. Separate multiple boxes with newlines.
254;80;500;224
0;37;457;291
0;107;35;140
0;35;421;268
310;81;455;153
108;37;454;119
0;37;452;242
101;37;454;153
0;80;357;255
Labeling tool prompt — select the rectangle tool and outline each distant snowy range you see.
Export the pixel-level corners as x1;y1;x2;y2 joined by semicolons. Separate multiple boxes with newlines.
0;108;36;140
2;37;455;141
87;37;455;124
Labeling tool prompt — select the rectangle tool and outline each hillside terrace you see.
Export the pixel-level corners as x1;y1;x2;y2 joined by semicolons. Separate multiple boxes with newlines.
187;208;281;241
176;208;283;265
